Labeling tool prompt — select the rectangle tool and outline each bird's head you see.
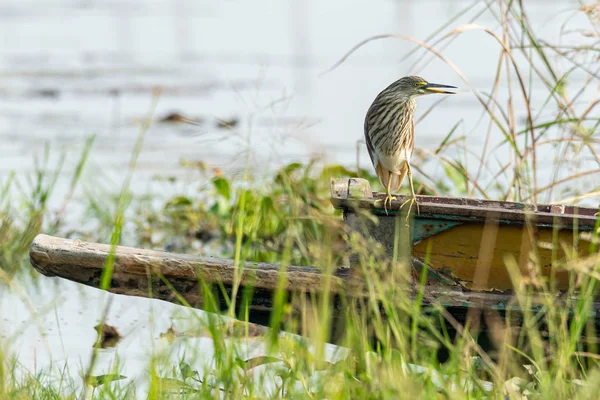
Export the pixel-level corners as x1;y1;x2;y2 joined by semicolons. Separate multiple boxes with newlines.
392;76;457;98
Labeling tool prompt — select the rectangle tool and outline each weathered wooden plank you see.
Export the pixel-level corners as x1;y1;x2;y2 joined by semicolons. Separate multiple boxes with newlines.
330;177;373;201
330;178;600;228
29;234;359;298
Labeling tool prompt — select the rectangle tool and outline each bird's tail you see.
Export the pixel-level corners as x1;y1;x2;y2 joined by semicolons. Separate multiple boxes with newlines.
376;162;408;192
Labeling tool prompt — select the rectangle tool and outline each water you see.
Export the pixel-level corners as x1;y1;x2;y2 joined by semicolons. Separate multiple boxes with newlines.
2;0;596;201
0;0;598;396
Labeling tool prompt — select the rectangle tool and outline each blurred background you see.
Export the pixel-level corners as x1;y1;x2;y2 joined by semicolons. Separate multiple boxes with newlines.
2;0;595;209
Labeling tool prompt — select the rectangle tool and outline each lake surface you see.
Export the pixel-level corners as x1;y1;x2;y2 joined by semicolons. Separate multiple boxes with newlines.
2;0;597;203
0;0;598;396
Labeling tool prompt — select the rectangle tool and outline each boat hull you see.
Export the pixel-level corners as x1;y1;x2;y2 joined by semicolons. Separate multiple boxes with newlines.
332;178;599;292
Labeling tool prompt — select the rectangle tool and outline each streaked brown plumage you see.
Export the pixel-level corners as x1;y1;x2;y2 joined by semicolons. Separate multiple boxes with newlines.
364;76;456;212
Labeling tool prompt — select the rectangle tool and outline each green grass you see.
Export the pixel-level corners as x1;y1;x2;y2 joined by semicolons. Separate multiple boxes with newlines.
2;1;600;398
2;148;600;398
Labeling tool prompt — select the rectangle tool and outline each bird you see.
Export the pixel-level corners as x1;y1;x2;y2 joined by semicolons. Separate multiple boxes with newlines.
364;76;457;214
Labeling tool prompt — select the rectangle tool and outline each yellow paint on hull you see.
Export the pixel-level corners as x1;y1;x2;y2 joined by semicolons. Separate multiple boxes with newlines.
412;222;593;291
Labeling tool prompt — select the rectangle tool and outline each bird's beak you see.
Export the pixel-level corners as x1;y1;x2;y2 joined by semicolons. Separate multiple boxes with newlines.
423;82;457;94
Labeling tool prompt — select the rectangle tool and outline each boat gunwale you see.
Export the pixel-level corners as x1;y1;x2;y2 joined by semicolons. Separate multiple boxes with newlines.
331;193;599;229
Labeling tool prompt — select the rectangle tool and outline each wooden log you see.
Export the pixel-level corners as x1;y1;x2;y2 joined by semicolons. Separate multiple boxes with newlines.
29;234;361;310
29;234;600;315
30;234;366;342
30;234;352;290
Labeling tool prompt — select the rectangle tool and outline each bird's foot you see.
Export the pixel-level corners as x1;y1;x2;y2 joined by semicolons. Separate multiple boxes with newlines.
375;194;397;215
400;194;420;221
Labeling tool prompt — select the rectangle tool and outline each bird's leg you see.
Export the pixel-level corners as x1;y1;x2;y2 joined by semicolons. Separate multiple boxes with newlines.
384;177;397;214
374;176;397;215
407;164;420;214
400;163;420;218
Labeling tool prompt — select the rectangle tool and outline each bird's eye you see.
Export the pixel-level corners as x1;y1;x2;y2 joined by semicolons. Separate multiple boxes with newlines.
414;82;420;87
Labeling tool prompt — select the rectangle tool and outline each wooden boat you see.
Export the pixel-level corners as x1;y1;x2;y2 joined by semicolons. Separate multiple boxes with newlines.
331;177;600;292
28;177;600;345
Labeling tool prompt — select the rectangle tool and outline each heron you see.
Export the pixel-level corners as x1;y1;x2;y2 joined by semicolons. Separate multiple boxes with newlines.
364;75;457;214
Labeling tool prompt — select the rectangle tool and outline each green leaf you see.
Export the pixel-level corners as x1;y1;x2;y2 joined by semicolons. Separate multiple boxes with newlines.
236;356;282;371
179;361;198;380
320;164;358;180
260;196;276;213
282;162;304;175
212;177;231;201
164;196;193;208
275;162;304;184
86;374;127;387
